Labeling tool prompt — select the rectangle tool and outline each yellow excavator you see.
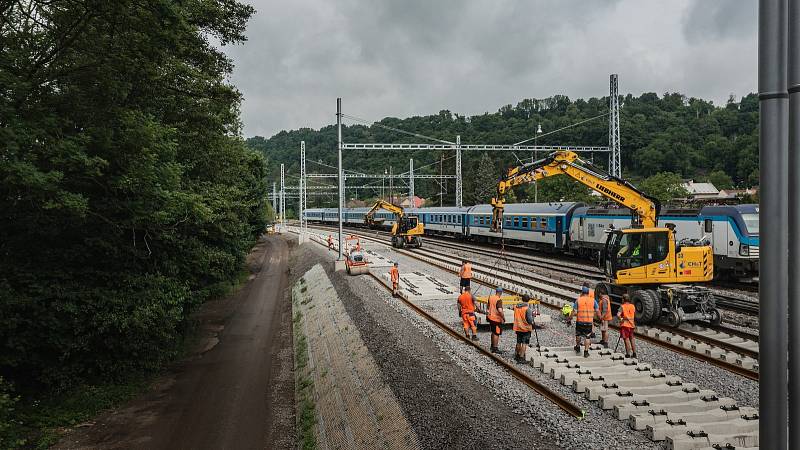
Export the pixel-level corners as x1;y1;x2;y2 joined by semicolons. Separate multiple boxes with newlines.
491;151;720;326
364;200;424;249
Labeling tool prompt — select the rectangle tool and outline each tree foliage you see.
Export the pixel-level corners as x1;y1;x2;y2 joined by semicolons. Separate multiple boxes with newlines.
638;173;690;204
250;92;760;206
0;0;265;391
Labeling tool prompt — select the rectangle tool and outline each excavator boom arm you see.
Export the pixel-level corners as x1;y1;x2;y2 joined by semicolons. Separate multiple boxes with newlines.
491;151;659;230
364;200;405;225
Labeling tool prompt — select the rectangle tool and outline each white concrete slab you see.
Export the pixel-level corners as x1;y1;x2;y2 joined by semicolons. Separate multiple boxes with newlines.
380;271;458;301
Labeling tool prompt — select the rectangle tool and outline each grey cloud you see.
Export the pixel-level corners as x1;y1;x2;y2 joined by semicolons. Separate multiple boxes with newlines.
682;0;757;43
224;0;757;138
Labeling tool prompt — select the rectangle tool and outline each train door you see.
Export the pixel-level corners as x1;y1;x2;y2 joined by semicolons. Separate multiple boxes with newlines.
555;217;564;248
577;217;585;241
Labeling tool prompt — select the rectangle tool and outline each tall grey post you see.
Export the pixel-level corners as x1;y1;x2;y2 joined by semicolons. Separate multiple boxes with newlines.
608;74;621;178
337;98;343;260
760;0;789;448
300;141;307;236
272;182;277;216
409;158;414;205
280;163;285;228
455;135;462;207
789;0;800;446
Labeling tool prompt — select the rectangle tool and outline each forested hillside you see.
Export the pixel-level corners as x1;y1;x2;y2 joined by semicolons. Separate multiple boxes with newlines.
248;92;759;208
1;1;268;443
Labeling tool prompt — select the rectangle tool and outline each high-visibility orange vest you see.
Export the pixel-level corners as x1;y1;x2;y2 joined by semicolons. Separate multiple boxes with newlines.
576;295;595;324
599;296;612;321
458;292;475;313
487;294;503;322
513;304;532;332
620;303;636;328
460;263;472;279
390;267;399;283
328;236;333;244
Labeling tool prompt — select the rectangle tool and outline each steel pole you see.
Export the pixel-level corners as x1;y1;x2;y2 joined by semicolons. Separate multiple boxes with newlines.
788;0;800;445
760;1;789;448
409;158;414;205
455;135;462;207
337;98;343;260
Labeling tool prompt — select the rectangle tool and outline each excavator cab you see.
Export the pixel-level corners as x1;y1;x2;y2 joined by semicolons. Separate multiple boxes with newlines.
602;228;714;285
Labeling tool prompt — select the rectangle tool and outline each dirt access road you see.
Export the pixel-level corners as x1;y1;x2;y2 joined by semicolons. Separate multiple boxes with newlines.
56;235;294;450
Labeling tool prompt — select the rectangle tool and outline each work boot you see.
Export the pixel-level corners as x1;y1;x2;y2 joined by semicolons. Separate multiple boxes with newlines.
625;353;631;359
471;335;479;342
631;352;638;359
574;345;580;354
599;340;608;348
583;350;590;358
491;347;504;354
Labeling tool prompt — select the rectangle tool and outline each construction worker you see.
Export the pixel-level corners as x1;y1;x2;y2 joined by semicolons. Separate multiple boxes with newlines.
487;287;505;354
327;234;333;252
457;286;478;341
513;294;535;363
571;285;599;358
389;262;400;297
617;293;637;358
561;302;573;325
355;240;362;251
598;293;612;348
459;260;472;292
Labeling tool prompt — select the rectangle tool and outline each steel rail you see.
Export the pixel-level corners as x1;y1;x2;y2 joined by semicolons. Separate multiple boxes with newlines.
366;271;586;419
305;226;760;380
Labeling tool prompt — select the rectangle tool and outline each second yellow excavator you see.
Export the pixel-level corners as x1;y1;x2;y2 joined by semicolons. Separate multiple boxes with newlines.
364;200;424;249
491;151;720;326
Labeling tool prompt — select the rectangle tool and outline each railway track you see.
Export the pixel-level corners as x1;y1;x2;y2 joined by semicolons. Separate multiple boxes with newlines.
304;225;760;380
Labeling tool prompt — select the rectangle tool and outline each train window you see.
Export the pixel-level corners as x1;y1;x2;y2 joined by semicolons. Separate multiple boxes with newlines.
540;217;547;229
513;217;519;228
521;217;528;228
645;232;669;264
458;216;462;224
704;219;713;233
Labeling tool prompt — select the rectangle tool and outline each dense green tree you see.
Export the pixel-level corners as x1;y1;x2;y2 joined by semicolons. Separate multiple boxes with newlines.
638;173;689;204
250;92;761;208
470;153;499;204
0;0;264;393
705;170;735;190
525;178;595;203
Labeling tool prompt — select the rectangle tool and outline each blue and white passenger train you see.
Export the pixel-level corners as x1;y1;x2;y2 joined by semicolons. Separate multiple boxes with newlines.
303;203;759;280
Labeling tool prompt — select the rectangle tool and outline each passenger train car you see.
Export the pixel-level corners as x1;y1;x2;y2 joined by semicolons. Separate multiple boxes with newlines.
303;202;759;280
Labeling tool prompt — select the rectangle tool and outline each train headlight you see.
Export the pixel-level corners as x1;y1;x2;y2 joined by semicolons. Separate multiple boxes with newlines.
739;244;750;256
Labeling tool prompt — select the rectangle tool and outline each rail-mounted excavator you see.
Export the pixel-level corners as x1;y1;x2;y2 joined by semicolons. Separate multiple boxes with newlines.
364;200;424;249
490;151;721;326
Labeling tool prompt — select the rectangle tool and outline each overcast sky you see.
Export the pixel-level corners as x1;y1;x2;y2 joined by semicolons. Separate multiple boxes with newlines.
223;0;757;138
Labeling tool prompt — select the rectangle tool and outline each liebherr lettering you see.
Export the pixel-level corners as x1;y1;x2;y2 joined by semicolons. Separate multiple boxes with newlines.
595;183;625;202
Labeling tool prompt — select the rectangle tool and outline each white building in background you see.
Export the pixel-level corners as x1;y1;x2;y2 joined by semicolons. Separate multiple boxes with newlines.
681;180;719;200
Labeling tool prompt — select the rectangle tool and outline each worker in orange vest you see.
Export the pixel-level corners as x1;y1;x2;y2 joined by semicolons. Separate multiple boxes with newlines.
487;287;505;353
570;285;599;357
459;260;472;292
327;234;333;252
598;293;613;348
355;240;362;251
513;294;535;363
617;293;637;358
457;286;479;341
389;262;400;297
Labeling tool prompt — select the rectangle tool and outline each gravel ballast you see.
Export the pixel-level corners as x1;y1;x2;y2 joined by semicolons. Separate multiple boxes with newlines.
297;230;760;449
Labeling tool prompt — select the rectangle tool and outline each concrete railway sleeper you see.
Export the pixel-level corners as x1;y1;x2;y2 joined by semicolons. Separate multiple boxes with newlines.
294;227;586;418
314;223;735;327
301;226;759;380
527;346;760;448
294;227;760;448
